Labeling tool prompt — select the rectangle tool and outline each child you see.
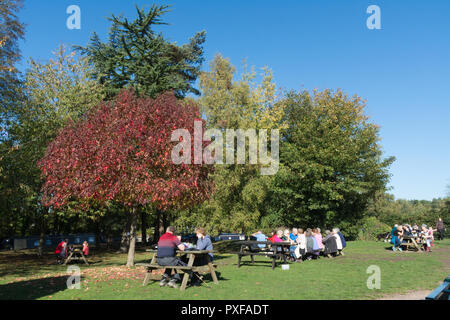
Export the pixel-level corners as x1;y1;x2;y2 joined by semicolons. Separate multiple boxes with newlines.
421;225;432;252
82;241;89;257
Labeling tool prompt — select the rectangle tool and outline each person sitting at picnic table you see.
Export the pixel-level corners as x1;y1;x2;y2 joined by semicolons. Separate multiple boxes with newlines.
82;241;89;257
305;230;319;260
281;229;290;241
55;238;68;264
268;230;283;243
289;228;299;261
392;225;403;252
402;224;413;237
421;225;433;252
194;227;214;265
335;228;346;255
252;230;267;249
322;230;338;258
295;228;306;261
312;228;323;255
156;226;192;289
332;228;344;256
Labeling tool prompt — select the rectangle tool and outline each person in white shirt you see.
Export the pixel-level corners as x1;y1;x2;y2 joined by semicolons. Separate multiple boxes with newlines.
332;228;343;255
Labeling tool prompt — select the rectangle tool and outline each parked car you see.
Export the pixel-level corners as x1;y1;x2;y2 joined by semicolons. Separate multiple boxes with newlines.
180;234;197;243
214;233;246;242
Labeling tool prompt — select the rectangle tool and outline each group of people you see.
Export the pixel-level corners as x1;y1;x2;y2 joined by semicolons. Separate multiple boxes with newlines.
252;227;347;261
390;217;446;252
156;226;214;289
55;238;89;264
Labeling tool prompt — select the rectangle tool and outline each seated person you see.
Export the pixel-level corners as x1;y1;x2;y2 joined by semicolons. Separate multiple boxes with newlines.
289;228;299;259
268;230;282;243
156;226;191;289
392;226;403;252
322;230;338;257
252;230;267;249
55;239;68;264
194;227;214;265
281;229;290;241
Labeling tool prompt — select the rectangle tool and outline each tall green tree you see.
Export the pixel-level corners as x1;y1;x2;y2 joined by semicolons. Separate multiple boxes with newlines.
267;90;395;238
192;54;285;234
0;0;24;134
1;46;105;252
0;0;25;239
78;4;206;99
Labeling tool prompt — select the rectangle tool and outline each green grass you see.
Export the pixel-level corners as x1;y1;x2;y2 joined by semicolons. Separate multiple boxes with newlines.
0;239;449;300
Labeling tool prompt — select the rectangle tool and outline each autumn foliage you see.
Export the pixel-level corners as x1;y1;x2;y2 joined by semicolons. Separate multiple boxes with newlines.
39;90;212;211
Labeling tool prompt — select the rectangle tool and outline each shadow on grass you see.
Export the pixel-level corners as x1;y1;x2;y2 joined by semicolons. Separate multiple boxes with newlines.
0;275;82;300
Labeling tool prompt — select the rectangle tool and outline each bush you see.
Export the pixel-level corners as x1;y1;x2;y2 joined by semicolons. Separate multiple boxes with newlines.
358;217;391;241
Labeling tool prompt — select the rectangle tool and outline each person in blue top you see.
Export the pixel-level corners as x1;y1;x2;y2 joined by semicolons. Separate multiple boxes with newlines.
289;228;299;260
194;227;214;263
252;230;267;248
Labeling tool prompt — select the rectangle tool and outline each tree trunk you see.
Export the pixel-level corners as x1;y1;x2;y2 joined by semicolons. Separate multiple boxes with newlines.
153;209;161;244
159;209;165;236
119;211;131;253
141;210;147;246
126;207;138;267
37;210;46;257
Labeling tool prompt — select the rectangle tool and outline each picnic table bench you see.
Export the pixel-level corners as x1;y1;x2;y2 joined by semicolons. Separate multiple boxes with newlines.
426;276;450;300
233;241;292;270
64;245;89;265
137;249;218;291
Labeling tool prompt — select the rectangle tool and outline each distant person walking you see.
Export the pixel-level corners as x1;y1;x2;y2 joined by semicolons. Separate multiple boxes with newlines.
436;218;445;240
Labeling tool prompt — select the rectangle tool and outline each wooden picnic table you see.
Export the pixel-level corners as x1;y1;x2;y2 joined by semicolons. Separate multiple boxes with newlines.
401;236;423;252
137;249;218;291
234;240;292;270
64;245;89;265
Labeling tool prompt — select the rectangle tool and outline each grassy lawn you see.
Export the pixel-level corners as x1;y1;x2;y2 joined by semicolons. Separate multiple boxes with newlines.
0;239;449;300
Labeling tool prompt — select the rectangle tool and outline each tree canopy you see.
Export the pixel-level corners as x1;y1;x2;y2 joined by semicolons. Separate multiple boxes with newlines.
77;4;206;99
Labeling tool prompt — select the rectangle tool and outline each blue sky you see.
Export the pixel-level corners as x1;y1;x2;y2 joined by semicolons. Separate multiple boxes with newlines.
17;0;450;200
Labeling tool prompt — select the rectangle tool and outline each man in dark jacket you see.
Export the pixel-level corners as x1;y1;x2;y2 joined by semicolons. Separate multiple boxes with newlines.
436;218;445;240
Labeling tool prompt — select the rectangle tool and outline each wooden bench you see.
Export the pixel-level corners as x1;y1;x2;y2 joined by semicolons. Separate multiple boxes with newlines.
234;241;292;270
138;249;218;291
426;276;450;300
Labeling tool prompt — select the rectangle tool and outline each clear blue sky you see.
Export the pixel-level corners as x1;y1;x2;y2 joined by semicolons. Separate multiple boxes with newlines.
17;0;450;200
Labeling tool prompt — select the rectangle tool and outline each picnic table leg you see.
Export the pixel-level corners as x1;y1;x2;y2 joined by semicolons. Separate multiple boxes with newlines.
143;268;151;286
412;238;422;252
150;252;156;264
81;254;89;265
237;255;242;268
251;254;255;265
180;253;195;291
207;255;219;285
64;252;73;265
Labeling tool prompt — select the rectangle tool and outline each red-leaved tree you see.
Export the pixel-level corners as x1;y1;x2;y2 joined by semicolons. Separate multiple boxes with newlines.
39;90;212;266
